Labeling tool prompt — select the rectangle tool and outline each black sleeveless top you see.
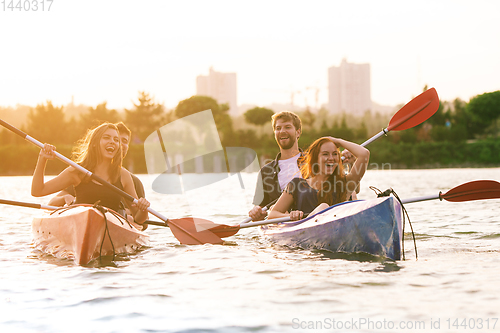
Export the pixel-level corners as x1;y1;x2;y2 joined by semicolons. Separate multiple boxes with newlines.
75;177;124;212
65;174;144;198
285;178;319;216
285;177;346;216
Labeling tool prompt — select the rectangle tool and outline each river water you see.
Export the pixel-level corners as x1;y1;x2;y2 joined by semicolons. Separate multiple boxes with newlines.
0;168;499;333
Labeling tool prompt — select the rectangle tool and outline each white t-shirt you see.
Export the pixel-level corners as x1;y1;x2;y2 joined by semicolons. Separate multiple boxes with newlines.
278;153;301;191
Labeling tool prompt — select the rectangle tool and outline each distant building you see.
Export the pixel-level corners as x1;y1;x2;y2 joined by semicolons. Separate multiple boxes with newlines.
196;67;238;116
328;58;371;115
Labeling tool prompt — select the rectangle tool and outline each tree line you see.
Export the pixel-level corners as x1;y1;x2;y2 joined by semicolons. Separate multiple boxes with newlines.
0;89;499;175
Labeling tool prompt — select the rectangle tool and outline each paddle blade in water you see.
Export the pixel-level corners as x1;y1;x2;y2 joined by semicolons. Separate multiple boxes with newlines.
387;88;439;132
168;218;224;245
207;224;241;238
441;180;500;202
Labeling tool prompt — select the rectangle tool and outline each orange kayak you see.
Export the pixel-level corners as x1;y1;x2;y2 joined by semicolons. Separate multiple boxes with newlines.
32;205;149;265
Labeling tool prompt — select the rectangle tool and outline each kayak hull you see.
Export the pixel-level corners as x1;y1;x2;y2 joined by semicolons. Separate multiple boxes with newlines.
260;197;403;260
32;205;149;265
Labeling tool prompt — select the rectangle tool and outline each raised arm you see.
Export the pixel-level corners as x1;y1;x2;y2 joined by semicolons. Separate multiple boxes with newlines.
31;144;79;197
329;138;370;191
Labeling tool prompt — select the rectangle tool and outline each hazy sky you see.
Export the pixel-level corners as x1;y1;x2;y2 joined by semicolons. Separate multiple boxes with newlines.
1;0;499;111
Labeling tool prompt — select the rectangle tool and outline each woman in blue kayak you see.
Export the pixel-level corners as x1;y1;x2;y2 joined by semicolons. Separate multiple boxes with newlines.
31;122;150;225
268;136;369;221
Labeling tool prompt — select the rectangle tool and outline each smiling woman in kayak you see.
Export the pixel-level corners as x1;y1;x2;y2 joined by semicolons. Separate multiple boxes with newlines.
268;137;369;221
31;122;150;225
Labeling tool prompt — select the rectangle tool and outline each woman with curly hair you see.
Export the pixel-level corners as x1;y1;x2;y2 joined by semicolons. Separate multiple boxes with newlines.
268;137;369;221
31;122;150;225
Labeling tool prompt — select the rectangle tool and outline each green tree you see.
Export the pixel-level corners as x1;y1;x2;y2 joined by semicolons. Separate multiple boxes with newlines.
301;108;316;130
26;101;68;144
400;128;418;143
243;106;274;138
355;120;368;142
125;92;166;143
466;91;500;138
243;107;274;126
430;125;449;142
175;95;234;145
427;100;449;126
334;115;355;141
79;102;119;135
452;98;468;126
235;129;259;148
319;120;330;137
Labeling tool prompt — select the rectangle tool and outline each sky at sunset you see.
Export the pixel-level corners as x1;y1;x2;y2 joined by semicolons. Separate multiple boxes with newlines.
1;0;499;111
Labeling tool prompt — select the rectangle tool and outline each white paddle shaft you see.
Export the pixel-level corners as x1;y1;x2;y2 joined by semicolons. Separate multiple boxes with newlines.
361;128;388;147
240;216;291;228
401;194;440;204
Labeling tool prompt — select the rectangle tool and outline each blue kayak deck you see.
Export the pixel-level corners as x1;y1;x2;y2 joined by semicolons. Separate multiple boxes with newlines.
260;197;403;260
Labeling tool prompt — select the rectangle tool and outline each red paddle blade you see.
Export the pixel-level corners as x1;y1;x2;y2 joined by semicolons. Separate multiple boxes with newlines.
168;218;224;245
387;88;439;132
442;180;500;202
207;224;241;238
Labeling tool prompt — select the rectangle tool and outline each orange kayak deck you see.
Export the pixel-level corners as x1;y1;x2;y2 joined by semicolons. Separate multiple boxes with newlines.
32;205;149;265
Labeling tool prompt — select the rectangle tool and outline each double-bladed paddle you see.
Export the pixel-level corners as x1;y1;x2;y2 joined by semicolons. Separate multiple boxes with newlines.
401;180;500;204
0;118;224;245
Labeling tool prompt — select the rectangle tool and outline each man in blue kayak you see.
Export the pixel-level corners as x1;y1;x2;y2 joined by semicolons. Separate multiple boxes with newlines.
248;111;303;221
48;122;145;207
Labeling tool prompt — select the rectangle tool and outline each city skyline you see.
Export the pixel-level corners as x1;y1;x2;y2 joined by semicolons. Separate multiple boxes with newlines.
1;1;499;112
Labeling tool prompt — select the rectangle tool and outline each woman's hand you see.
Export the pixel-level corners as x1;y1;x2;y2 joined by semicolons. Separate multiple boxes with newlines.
341;149;356;166
326;136;341;147
127;213;148;231
131;197;151;225
249;205;268;221
289;210;304;221
63;194;75;206
39;144;56;160
134;197;150;212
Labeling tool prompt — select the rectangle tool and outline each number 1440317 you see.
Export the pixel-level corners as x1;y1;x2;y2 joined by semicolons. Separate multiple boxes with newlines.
1;0;53;11
446;318;498;330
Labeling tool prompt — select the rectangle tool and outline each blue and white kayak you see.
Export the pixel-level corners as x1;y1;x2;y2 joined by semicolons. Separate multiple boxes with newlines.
259;197;403;260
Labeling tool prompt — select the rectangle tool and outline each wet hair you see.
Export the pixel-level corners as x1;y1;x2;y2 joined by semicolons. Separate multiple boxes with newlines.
271;111;302;132
72;122;122;183
115;121;131;139
299;137;347;205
